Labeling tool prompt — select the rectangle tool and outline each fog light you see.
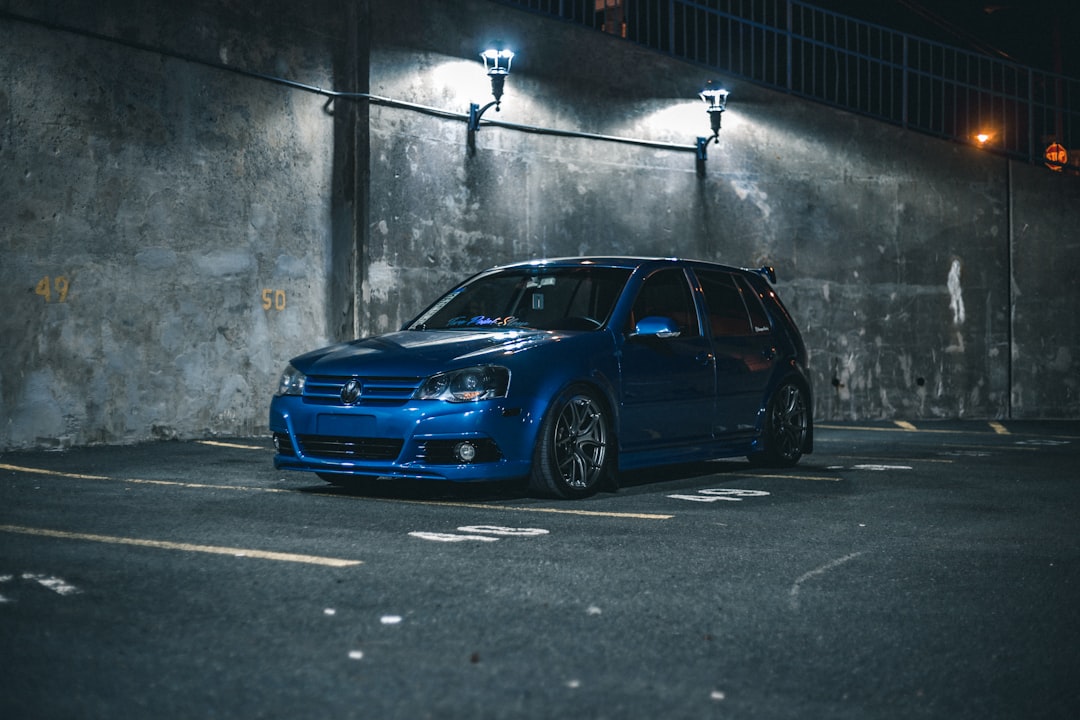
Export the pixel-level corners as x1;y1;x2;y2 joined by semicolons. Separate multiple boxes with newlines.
455;441;478;463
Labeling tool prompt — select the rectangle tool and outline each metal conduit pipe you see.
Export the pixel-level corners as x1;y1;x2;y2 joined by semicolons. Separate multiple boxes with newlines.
1;8;700;157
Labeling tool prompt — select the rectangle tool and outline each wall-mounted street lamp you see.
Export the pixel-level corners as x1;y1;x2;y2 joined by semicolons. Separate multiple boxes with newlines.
696;81;729;162
468;45;515;132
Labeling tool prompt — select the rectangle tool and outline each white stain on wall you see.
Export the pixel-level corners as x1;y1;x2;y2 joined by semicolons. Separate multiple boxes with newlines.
946;258;966;354
947;259;965;325
364;259;395;303
729;179;772;220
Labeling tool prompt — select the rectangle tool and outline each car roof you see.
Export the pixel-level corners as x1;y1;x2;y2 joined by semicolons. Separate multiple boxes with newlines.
490;256;773;281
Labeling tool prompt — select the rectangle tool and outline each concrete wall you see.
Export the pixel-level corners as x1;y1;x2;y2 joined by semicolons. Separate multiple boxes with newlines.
365;0;1080;421
1;0;353;448
1;0;1077;450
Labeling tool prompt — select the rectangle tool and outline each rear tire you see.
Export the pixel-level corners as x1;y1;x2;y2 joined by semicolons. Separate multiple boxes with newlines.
749;381;808;467
529;385;611;499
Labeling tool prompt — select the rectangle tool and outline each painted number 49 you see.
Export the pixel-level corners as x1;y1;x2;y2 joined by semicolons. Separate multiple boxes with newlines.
668;488;771;502
35;276;70;303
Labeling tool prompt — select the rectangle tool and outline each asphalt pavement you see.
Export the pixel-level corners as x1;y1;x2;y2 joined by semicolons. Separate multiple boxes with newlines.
1;420;1078;719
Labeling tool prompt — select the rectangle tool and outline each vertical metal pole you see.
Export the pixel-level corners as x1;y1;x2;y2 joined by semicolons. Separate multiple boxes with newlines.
902;37;908;129
1006;157;1014;418
786;0;793;94
790;0;799;94
1028;67;1036;165
668;0;675;56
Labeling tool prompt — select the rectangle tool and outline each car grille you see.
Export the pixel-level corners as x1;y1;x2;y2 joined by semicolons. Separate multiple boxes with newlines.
297;435;404;461
302;375;423;406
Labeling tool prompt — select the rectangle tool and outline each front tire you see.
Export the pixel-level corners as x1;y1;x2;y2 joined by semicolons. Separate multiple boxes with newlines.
529;385;611;499
750;381;809;467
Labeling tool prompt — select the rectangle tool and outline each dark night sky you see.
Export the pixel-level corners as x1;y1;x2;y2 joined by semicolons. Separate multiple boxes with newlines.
808;0;1080;78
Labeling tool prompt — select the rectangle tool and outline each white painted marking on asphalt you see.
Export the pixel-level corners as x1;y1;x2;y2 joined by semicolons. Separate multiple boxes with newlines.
22;573;80;596
701;488;769;497
668;488;771;502
456;525;550;537
324;608;337;616
710;690;726;701
789;552;865;610
380;615;403;625
852;464;913;471
668;493;736;502
348;650;364;660
408;531;499;543
411;525;551;542
586;605;602;616
0;524;362;567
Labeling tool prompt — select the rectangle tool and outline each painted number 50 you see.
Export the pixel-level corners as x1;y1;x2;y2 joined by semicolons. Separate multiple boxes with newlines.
262;289;286;311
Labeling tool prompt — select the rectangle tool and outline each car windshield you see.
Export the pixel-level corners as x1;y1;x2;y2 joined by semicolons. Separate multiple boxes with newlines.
409;266;632;331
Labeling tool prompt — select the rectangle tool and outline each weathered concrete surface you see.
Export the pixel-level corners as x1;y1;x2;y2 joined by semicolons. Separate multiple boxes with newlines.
1;0;1078;450
365;0;1078;421
1;0;349;448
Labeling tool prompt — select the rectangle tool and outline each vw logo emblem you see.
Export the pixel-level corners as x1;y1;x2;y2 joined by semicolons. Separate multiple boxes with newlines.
340;379;363;405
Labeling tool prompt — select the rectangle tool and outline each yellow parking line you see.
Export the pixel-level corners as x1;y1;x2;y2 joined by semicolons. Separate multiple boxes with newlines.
1;462;670;520
0;463;110;481
371;498;673;520
893;420;918;430
196;440;265;450
0;524;362;567
745;473;840;482
0;463;290;493
845;455;955;464
818;424;971;435
988;422;1010;435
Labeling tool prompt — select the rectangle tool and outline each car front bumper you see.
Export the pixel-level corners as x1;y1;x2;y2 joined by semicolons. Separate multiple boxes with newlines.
269;395;539;482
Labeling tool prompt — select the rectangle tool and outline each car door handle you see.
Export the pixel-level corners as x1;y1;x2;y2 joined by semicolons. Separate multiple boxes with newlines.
696;352;715;366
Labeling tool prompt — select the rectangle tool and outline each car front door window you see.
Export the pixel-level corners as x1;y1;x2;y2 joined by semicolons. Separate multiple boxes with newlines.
619;269;714;449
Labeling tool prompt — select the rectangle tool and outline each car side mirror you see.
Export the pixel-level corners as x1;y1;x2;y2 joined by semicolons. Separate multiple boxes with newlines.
632;316;681;339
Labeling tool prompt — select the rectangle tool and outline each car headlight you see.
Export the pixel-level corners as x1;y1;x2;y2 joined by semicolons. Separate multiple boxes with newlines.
415;366;510;403
276;364;306;396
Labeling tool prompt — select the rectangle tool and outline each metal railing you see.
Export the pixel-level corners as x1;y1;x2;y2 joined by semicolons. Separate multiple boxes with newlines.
495;0;1078;167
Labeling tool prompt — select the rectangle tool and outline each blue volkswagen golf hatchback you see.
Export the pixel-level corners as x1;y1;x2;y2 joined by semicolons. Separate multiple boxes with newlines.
270;257;812;498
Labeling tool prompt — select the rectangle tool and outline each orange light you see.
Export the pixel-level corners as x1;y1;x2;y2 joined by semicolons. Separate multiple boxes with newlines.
975;132;991;145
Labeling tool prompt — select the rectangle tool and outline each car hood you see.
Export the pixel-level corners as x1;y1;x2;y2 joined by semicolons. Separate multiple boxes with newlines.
292;330;559;376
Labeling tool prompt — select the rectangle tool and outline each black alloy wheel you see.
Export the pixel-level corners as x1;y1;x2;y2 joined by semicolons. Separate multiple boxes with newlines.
751;381;808;467
529;385;611;499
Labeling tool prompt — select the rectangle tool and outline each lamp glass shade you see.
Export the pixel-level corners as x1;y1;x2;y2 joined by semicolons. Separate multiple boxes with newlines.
481;48;515;75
